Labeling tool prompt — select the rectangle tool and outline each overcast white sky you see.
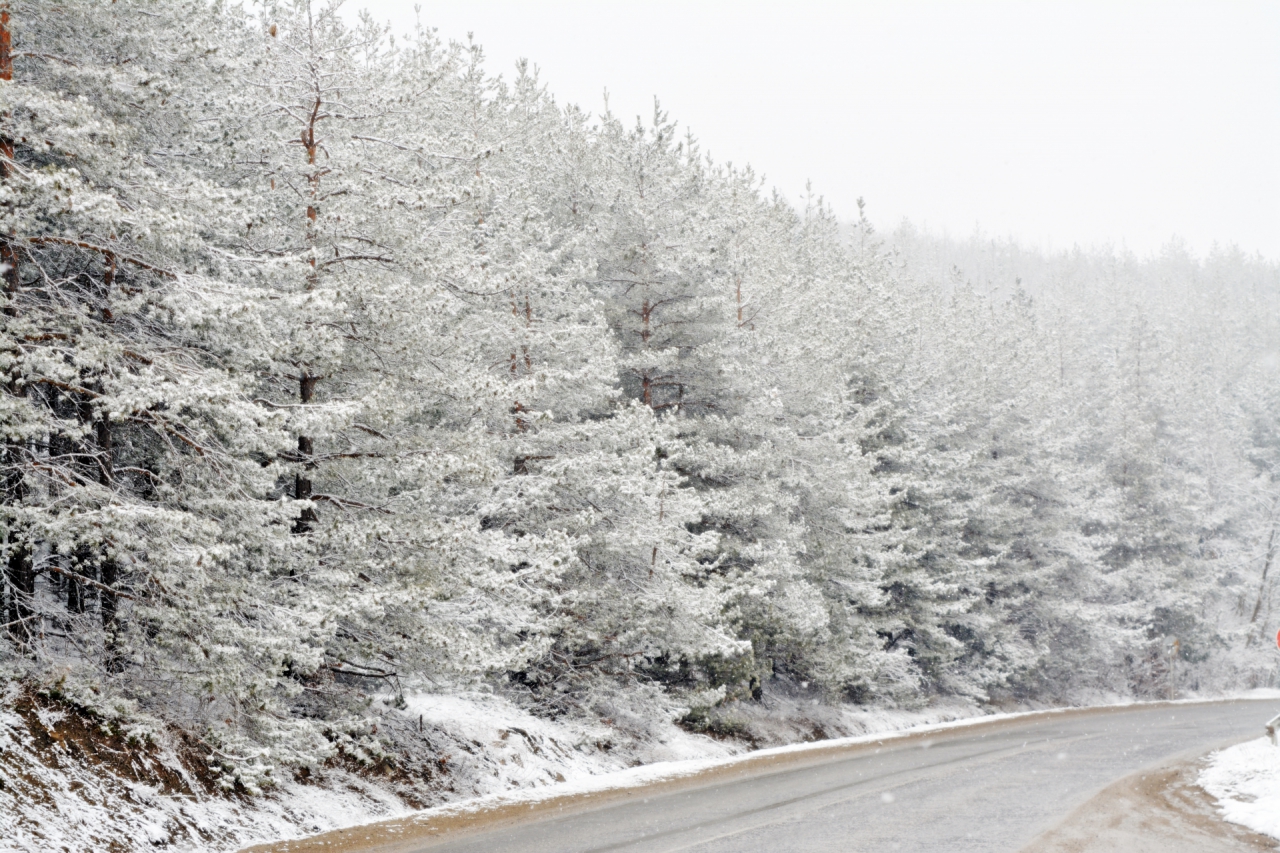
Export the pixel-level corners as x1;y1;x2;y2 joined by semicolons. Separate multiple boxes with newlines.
343;1;1280;260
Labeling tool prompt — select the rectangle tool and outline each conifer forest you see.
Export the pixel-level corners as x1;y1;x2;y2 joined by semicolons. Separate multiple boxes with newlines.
2;0;1278;801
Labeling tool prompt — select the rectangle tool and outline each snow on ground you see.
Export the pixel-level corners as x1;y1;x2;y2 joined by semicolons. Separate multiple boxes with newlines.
395;690;742;793
376;695;996;813
0;688;747;853
3;687;1277;853
1199;734;1280;841
0;694;414;853
0;686;979;853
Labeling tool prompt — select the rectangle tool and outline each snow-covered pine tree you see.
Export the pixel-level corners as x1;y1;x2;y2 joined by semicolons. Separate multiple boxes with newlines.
0;0;351;786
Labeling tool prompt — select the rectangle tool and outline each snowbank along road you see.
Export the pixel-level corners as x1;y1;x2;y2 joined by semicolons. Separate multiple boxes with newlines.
248;698;1278;853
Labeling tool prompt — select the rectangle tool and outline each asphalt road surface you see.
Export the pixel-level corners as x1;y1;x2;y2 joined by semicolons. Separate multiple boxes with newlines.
401;698;1275;853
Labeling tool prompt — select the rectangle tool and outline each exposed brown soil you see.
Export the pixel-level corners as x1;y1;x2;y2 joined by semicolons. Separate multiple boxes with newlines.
0;688;223;851
1021;758;1278;853
6;688;212;796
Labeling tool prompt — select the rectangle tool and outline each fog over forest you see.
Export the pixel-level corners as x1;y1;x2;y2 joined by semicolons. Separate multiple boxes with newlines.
1;0;1278;812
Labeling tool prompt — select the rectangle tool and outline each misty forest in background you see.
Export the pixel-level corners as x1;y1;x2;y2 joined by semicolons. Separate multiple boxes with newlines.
2;0;1279;791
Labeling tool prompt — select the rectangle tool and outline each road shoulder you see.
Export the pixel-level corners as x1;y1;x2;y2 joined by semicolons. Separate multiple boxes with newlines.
1021;756;1277;853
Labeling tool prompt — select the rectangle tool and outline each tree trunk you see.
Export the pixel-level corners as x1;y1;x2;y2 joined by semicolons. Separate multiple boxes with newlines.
66;558;84;613
1248;505;1279;630
5;526;32;644
292;97;322;535
0;4;31;649
292;374;318;534
0;4;14;302
89;251;120;665
640;296;653;408
94;415;119;642
510;296;531;432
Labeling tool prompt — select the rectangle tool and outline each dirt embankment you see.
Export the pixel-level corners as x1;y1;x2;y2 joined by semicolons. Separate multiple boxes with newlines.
1022;758;1277;853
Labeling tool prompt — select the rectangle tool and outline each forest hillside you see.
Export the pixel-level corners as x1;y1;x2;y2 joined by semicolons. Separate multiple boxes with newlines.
1;2;1277;847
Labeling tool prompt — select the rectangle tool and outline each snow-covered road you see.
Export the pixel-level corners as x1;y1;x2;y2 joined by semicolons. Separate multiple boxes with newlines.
285;698;1276;853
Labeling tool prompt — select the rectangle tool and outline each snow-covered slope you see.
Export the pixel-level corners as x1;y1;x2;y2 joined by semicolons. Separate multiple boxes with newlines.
0;690;410;853
0;687;742;852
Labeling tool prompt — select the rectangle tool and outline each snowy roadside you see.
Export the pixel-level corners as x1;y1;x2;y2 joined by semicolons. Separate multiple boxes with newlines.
221;688;1280;850
1;688;980;852
1199;734;1280;842
288;688;1280;842
4;688;1278;853
0;691;977;850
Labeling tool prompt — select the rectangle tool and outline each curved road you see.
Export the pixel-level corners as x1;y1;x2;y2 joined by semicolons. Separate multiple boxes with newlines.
263;698;1277;853
422;699;1271;853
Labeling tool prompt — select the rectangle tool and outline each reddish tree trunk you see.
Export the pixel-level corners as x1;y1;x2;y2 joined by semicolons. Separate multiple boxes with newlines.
0;4;32;648
292;99;323;534
1;5;17;305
